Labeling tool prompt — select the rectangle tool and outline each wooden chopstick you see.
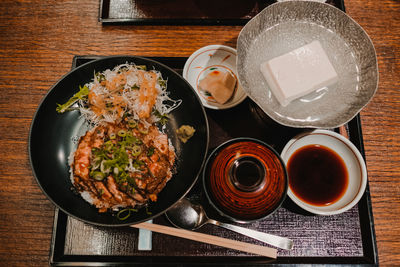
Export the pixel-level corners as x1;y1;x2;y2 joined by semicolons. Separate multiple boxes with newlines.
131;222;277;259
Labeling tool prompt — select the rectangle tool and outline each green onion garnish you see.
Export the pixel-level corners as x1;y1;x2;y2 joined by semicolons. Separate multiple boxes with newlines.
118;129;127;137
117;208;138;220
92;171;105;181
131;145;142;157
128;119;138;128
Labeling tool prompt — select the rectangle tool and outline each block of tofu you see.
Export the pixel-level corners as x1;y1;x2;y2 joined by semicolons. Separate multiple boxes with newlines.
260;40;338;107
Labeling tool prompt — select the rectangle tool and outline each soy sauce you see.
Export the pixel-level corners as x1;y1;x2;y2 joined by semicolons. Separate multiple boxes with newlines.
288;144;348;206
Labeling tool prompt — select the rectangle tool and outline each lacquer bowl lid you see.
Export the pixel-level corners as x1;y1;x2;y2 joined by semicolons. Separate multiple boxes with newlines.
203;138;288;223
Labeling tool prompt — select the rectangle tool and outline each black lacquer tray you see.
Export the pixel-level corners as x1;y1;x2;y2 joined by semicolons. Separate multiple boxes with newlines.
99;0;346;25
49;56;378;266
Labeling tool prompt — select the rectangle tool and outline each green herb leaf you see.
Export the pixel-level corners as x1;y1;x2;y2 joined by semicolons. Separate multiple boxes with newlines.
145;206;152;215
95;72;106;83
153;109;169;125
56;85;89;113
131;84;140;90
136;65;147;71
157;77;167;89
147;147;155;157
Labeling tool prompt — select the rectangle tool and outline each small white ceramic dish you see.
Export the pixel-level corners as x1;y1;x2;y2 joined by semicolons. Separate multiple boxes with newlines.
280;129;367;215
183;45;247;109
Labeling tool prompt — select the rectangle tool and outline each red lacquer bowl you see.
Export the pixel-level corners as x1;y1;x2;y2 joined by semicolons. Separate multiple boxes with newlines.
203;138;288;223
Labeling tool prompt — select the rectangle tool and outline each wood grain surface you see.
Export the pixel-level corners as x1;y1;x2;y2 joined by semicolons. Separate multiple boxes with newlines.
0;0;399;266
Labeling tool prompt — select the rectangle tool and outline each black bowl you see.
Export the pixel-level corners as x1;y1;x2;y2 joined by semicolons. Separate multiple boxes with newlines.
29;56;209;226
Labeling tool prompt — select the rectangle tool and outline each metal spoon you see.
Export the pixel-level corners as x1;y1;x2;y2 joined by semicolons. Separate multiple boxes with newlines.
165;198;293;250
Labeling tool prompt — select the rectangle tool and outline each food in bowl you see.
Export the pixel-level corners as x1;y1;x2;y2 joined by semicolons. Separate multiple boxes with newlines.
237;1;378;128
183;44;247;110
57;63;181;214
260;40;338;107
281;129;367;215
198;69;236;104
72;121;175;213
56;63;180;125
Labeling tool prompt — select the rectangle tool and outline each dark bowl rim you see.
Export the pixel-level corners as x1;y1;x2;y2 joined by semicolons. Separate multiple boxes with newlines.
28;55;210;227
202;137;288;224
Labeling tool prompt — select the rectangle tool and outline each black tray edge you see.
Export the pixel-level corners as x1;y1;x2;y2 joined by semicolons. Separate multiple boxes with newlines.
98;0;345;25
48;55;378;266
347;115;379;265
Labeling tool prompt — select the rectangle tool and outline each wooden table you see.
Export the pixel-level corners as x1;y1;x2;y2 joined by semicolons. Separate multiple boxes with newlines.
0;0;398;265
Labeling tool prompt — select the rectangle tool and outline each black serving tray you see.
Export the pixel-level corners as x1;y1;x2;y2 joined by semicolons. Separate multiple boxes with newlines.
49;55;378;266
99;0;345;25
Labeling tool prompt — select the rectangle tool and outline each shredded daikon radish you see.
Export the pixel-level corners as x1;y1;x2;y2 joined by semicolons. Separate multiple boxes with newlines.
74;63;181;126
